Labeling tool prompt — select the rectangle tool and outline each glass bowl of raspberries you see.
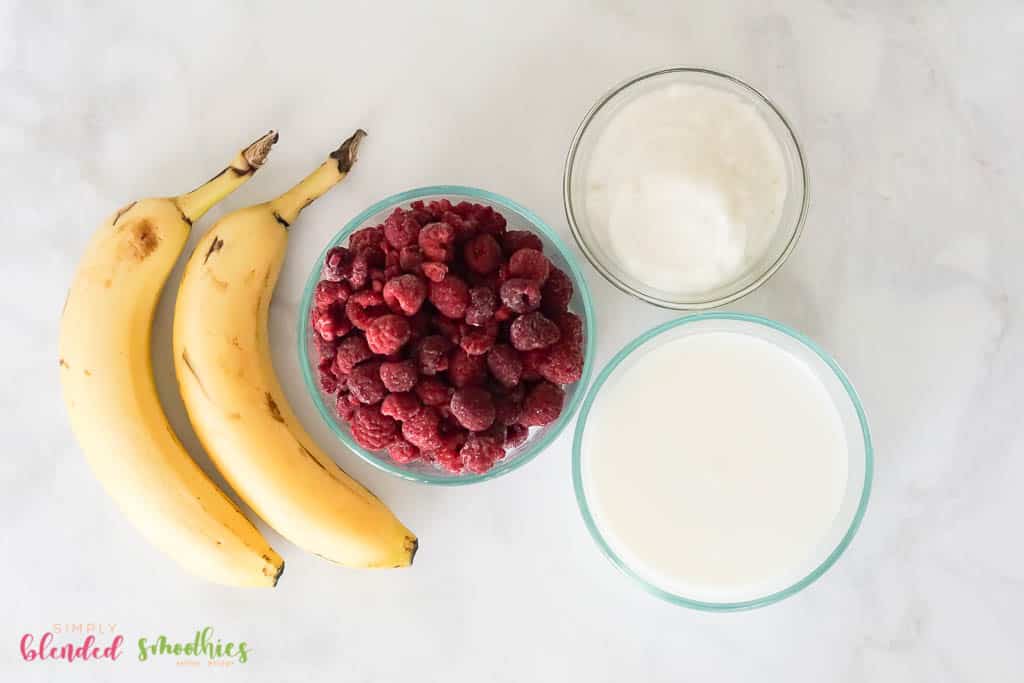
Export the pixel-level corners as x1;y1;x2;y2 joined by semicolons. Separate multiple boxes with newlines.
299;186;595;484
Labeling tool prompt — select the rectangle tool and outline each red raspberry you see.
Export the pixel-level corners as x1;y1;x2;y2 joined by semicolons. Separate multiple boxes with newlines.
333;334;373;374
349;226;385;253
379;359;418;392
473;205;507;235
418;222;456;262
365;314;412;355
520;381;565;427
499;278;542;314
387;439;420;464
539;340;584;384
314;280;352;310
425;198;454;220
335;394;356;422
552;310;583;348
493;391;523;426
505;424;529;449
450;387;495;431
415;377;451;407
493;305;514;323
399;246;424;273
508;248;550;285
435;449;465;473
541;267;573;315
321;246;354;282
350;405;398;450
383;208;421;248
421;261;448;283
442;210;477;243
402;407;444;451
464;286;496;327
358;245;386;268
448;348;487;388
460;433;504;473
347;360;386;405
416;335;451;375
486;344;522;387
520;348;547;382
312;304;352;341
318;357;339;393
459;321;498;356
429;274;470;319
346;290;388;330
501;230;543;256
380;392;422;422
382;274;427;315
463;233;502;274
314;334;339;362
510;312;561;351
430;314;462;345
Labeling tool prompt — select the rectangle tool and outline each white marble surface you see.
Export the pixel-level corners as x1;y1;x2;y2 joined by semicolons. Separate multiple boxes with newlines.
3;1;1022;681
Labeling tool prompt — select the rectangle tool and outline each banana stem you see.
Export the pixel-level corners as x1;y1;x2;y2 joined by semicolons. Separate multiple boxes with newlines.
270;129;366;226
175;131;278;223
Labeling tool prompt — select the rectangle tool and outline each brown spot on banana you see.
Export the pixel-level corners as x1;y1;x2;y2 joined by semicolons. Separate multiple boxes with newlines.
103;279;112;288
121;220;160;260
181;350;212;401
203;237;224;264
83;369;91;376
265;393;285;423
329;128;367;174
207;273;229;291
272;211;290;229
58;358;69;369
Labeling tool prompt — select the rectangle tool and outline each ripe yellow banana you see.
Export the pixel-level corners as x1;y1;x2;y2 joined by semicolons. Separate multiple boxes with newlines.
173;130;418;568
59;132;285;587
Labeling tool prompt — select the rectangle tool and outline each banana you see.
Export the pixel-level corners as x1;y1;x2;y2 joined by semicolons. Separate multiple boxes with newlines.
173;130;418;569
59;132;285;587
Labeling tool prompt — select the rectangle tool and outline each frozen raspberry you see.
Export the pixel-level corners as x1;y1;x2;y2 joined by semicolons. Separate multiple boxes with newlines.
382;274;427;315
541;267;573;315
346;290;388;330
463;233;502;274
314;280;352;310
402;407;444;451
347;361;386;405
448;347;487;388
318;357;339;393
493;391;523;426
335;394;356;423
415;377;451;407
435;449;465;473
493;305;514;323
473;205;507;235
349;226;385;253
442;210;478;243
460;433;504;473
450;387;495;431
416;335;451;375
499;278;542;314
383;208;421;248
501;230;544;256
312;304;352;341
459;321;498;356
464;287;496;327
379;359;418;392
552;310;583;348
429;274;470;319
314;332;339;361
520;381;565;427
387;439;420;464
333;335;373;375
505;423;529;449
508;248;550;285
321;246;354;282
539;340;584;384
519;348;548;382
426;198;454;219
486;344;522;388
510;312;561;351
350;405;398;450
365;314;412;355
380;392;422;422
421;261;448;283
358;245;386;269
431;314;462;345
399;246;424;273
418;222;456;262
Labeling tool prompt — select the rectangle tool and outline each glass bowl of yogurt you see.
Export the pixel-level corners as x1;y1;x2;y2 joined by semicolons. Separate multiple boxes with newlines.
573;313;871;610
563;67;808;309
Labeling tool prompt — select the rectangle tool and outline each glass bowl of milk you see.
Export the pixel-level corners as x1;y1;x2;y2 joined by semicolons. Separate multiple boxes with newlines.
564;67;808;309
573;313;871;610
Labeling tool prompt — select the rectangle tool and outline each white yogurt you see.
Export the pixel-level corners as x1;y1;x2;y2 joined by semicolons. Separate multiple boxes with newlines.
581;331;848;602
584;81;788;296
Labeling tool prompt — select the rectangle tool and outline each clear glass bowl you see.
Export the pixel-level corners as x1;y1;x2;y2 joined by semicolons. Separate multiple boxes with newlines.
299;186;596;485
573;313;872;610
563;66;809;310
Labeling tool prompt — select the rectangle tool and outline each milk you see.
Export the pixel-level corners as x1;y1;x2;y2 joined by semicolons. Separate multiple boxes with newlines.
581;331;848;601
584;82;788;296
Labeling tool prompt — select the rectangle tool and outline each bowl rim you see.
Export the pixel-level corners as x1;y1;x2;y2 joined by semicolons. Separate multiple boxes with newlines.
571;312;873;610
299;185;597;486
562;65;811;310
